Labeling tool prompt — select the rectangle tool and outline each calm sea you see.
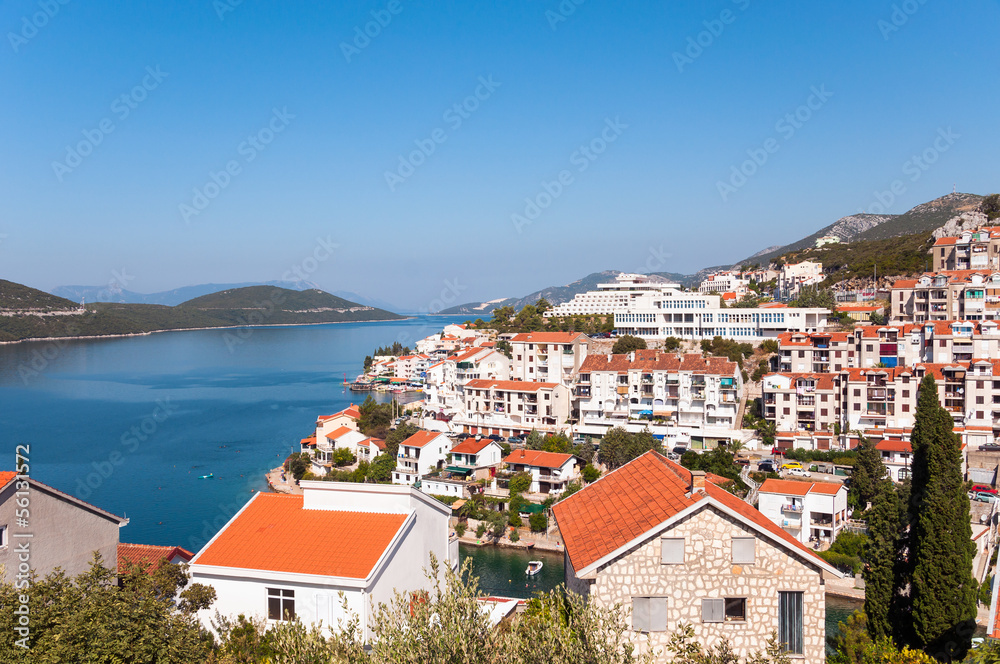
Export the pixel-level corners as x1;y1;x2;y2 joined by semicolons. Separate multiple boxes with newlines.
0;315;466;553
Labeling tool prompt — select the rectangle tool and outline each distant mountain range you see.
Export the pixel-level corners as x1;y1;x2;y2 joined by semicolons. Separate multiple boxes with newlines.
51;280;322;307
0;281;403;343
439;192;990;315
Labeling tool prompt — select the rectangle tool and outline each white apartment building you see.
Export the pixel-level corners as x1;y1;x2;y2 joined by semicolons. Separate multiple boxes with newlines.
544;273;675;317
393;431;452;486
575;351;743;449
509;332;589;388
777;261;824;300
757;479;849;545
698;271;750;298
458;379;572;437
613;290;829;342
422;346;511;423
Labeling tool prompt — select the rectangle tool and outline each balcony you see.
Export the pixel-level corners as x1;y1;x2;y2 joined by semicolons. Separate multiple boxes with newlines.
781;504;804;514
796;396;815;407
574;387;591;398
616;385;629;395
867;388;887;401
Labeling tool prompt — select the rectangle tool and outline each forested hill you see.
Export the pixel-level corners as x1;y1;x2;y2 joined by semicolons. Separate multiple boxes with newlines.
0;282;403;343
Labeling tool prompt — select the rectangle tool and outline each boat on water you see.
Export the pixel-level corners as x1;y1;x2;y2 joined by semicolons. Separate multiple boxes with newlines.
349;382;375;392
199;473;214;479
525;560;543;576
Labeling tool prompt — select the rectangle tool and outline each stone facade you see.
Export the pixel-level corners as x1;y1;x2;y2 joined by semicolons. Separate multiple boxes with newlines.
573;505;826;664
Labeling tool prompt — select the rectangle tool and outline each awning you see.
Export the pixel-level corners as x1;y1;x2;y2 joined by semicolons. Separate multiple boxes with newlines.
446;466;473;476
518;503;546;514
451;499;467;511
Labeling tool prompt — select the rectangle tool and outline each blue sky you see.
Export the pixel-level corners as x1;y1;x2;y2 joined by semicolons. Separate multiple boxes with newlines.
1;0;998;311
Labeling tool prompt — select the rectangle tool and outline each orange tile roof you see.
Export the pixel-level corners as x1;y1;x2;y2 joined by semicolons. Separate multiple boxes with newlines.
0;471;17;488
893;279;918;288
934;237;958;246
808;482;845;495
553;452;827;574
580;352;738;377
875;440;912;453
451;437;496;455
325;426;354;440
510;332;587;343
358;437;386;450
194;493;407;578
300;435;317;446
318;405;361;422
465;379;558;392
759;479;811;496
118;543;193;573
401;430;445;449
504;449;574;469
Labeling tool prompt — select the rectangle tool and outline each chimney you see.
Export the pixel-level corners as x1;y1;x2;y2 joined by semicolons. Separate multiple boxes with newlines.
691;470;706;493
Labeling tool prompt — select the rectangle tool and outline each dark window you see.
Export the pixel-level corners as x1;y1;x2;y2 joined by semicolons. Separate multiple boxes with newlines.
724;597;746;622
854;403;861;411
798;351;804;358
903;390;909;398
267;588;295;621
854;389;861;397
977;396;985;404
902;404;909;412
779;592;803;654
783;407;790;415
821;409;828;416
939;340;946;347
977;381;985;389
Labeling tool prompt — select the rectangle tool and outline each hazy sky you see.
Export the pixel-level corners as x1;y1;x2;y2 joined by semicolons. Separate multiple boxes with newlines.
2;1;998;311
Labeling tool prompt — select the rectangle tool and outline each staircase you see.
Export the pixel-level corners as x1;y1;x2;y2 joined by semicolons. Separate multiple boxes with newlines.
740;466;759;506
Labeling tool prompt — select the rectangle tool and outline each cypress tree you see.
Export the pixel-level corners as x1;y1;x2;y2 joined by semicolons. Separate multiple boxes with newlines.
906;374;977;658
851;434;885;511
863;478;900;641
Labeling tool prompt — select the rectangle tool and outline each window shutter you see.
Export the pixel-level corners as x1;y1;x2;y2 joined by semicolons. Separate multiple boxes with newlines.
732;537;755;564
632;597;650;632
649;598;668;632
661;537;685;564
701;598;724;623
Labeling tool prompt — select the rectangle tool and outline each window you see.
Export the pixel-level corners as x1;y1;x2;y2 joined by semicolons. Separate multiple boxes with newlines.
632;597;667;632
701;598;724;623
902;390;909;398
977;396;985;404
0;524;6;548
778;591;803;654
268;588;295;621
732;537;755;564
854;403;861;411
902;404;909;412
724;597;747;622
853;389;861;397
661;537;685;564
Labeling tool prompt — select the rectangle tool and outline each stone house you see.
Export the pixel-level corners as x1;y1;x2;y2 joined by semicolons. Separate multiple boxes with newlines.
552;452;840;663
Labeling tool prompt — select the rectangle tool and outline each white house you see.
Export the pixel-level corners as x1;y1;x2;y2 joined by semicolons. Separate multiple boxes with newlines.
757;479;849;545
502;449;579;495
356;437;386;463
312;426;369;476
315;405;361;437
450;437;503;473
189;482;454;643
393;430;451;486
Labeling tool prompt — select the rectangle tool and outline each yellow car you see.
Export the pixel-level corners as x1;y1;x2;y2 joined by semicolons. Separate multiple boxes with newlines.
781;462;803;471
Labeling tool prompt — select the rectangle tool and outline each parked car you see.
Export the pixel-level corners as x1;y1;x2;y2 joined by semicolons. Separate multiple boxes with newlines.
666;452;680;461
572;436;586;445
971;484;998;495
980;443;1000;452
488;434;503;441
672;446;689;456
771;447;786;456
758;460;776;473
975;492;1000;503
781;462;803;471
788;468;812;478
508;436;523;444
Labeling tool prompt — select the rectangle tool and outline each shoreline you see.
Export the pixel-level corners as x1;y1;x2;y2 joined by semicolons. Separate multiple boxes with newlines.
0;316;413;346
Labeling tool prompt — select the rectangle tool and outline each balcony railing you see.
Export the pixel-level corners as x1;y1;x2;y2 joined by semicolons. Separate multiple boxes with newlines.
782;504;803;514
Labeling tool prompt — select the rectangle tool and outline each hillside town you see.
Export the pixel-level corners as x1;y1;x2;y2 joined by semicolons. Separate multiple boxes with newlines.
7;220;1000;663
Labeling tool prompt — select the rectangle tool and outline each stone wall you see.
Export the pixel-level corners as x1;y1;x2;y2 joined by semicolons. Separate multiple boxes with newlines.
585;505;826;664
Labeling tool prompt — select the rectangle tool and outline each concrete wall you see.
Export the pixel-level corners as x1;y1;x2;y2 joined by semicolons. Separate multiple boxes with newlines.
580;505;827;664
0;480;122;583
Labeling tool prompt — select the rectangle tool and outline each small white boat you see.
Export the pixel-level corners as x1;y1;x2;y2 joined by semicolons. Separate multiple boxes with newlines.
525;560;543;576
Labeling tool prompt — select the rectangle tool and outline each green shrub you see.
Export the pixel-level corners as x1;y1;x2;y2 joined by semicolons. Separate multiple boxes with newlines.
509;528;520;543
508;472;532;495
331;447;356;467
529;512;548;532
582;464;600;483
508;512;523;528
454;522;466;537
475;523;486;538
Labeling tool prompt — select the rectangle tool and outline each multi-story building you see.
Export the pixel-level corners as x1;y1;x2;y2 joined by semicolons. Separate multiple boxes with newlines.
553;452;840;664
891;271;1000;323
774;331;854;373
613;289;830;342
423;346;511;421
457;379;571;437
757;479;849;545
698;271;750;299
509;332;589;387
575;351;742;449
502;449;579;495
931;228;1000;272
544;273;676;317
311;427;370;476
761;373;840;434
777;261;824;300
393;431;451;486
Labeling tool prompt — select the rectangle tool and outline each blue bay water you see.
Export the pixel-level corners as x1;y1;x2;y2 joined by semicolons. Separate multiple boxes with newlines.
0;315;466;553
